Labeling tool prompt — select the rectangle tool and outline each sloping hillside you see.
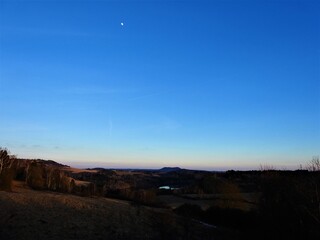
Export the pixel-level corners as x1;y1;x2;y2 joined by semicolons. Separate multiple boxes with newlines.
0;181;218;240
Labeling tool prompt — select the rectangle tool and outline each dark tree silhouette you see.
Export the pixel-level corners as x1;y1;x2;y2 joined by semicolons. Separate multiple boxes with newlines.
0;148;16;191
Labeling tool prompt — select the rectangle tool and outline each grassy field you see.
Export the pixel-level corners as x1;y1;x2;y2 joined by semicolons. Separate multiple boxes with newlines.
0;181;219;240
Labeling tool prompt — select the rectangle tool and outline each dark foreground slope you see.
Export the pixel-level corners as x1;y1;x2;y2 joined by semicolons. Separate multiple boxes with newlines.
0;181;221;240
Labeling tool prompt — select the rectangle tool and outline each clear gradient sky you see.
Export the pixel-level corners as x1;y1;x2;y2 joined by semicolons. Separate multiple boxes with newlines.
0;0;319;170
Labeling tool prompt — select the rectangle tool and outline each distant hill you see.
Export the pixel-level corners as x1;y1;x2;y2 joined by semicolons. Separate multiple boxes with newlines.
158;167;182;173
17;158;69;168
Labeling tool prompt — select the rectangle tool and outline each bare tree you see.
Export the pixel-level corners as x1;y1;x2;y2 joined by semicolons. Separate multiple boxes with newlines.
307;156;320;171
0;148;10;171
0;147;15;191
303;156;320;225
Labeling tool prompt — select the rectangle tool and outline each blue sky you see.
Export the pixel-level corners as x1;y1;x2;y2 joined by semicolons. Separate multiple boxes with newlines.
0;0;319;170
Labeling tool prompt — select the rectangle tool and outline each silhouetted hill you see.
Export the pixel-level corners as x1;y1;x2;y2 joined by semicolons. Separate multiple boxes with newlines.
158;167;182;172
18;158;69;168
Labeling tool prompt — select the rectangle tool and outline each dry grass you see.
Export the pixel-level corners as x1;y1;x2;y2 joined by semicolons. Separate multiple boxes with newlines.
0;181;217;240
